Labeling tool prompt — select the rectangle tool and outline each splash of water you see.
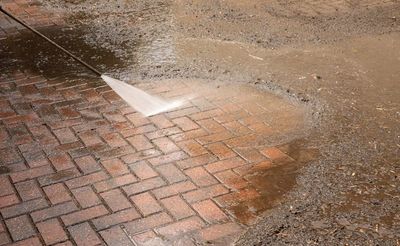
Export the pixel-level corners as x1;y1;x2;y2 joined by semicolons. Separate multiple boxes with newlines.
101;75;184;117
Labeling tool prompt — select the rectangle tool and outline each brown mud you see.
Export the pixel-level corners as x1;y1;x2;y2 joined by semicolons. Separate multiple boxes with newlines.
6;0;400;245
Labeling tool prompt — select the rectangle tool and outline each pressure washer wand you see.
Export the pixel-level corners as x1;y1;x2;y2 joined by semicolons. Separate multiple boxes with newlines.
0;5;102;77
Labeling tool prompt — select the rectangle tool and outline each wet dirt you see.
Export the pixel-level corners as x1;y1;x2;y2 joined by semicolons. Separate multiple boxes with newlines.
8;0;400;244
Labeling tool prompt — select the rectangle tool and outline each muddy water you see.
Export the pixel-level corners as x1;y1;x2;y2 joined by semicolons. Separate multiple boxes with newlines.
0;27;124;79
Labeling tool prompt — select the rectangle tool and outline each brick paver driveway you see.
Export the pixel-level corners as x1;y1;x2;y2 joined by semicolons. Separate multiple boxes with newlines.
0;1;306;245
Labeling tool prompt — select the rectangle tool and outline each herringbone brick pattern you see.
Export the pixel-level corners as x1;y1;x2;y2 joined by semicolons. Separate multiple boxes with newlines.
0;70;302;245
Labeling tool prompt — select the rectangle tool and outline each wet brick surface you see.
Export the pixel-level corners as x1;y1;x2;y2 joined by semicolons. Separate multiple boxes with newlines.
1;77;298;246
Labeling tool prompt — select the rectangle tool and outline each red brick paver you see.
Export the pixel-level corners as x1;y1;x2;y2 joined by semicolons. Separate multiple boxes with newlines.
36;219;68;245
0;1;304;245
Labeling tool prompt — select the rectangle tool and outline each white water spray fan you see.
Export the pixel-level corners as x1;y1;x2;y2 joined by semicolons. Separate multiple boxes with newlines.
0;6;183;117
